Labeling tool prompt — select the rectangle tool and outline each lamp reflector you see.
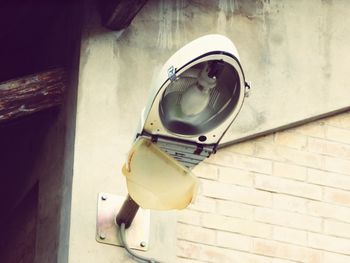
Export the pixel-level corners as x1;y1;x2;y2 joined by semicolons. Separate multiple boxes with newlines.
159;60;241;136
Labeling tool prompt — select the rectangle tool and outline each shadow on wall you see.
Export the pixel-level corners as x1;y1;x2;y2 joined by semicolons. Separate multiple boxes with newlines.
0;184;39;263
0;109;60;225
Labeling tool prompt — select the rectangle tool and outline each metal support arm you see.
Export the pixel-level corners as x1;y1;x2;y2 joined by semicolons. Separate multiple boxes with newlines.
116;194;140;228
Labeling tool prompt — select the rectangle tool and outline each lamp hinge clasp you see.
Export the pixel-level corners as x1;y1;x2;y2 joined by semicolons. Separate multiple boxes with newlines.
167;66;177;81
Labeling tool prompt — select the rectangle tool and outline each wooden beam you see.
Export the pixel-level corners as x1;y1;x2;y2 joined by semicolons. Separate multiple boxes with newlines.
99;0;148;30
0;68;67;123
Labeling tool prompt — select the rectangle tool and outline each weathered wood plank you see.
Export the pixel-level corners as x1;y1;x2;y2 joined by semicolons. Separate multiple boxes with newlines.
99;0;148;30
0;68;67;123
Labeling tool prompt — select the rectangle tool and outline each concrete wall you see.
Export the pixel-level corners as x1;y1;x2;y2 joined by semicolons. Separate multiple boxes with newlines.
68;0;350;262
177;110;350;263
74;0;350;146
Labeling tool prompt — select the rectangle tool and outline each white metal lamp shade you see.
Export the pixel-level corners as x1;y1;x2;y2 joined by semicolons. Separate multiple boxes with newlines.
141;34;247;145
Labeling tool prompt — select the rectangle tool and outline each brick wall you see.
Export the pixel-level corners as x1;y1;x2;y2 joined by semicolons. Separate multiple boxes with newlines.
176;111;350;263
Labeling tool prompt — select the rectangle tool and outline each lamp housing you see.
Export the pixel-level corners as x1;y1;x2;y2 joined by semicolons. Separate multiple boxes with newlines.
137;34;247;150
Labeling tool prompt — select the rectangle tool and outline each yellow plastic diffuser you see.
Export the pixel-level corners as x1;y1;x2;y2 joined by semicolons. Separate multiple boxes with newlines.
122;137;199;210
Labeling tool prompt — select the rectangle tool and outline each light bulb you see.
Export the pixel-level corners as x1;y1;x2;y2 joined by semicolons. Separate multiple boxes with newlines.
180;63;217;116
180;83;210;116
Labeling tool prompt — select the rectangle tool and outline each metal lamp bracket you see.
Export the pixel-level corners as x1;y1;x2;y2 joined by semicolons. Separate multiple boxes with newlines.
96;192;150;251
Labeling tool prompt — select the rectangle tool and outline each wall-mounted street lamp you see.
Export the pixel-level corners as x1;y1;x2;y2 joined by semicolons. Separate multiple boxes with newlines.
96;34;250;262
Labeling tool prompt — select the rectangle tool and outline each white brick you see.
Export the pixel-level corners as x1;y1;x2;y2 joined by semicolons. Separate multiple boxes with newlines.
324;219;350;238
308;201;333;218
275;146;325;169
202;180;272;207
216;231;251;251
200;244;240;263
324;156;350;175
252;238;322;263
309;232;350;254
192;163;218;180
308;200;350;223
175;112;350;263
324;187;350;207
176;257;200;263
226;140;256;155
291;121;325;138
199;243;271;263
273;226;307;246
177;223;216;245
202;213;272;238
308;168;350;190
177;240;201;259
323;112;350;129
273;193;307;213
255;207;322;232
323;251;350;263
207;151;272;174
189;196;216;213
255;142;286;162
255;174;322;200
274;131;307;150
307;137;324;154
218;166;254;187
217;200;254;219
177;210;201;225
273;162;307;181
326;125;350;145
308;137;350;160
271;259;303;263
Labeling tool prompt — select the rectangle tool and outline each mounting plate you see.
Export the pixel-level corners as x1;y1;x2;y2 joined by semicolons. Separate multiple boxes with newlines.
96;193;150;251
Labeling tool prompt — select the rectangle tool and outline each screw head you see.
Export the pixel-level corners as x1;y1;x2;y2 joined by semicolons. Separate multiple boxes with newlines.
140;241;147;247
101;194;107;201
99;233;106;240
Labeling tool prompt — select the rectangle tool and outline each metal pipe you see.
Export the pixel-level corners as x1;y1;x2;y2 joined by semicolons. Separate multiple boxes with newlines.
116;194;140;228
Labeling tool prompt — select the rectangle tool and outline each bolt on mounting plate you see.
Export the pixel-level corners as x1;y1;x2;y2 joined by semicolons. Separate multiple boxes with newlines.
96;192;150;251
